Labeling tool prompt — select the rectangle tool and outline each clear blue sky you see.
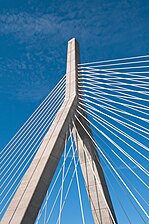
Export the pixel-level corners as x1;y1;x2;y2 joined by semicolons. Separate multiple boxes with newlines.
0;0;149;223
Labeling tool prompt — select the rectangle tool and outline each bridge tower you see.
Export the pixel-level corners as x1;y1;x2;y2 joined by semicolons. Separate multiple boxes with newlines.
2;38;117;224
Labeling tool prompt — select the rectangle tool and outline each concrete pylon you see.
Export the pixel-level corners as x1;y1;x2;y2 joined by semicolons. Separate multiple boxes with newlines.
2;38;117;224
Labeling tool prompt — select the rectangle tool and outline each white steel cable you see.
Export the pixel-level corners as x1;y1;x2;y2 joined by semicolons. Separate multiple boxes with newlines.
74;115;149;219
79;69;149;91
1;90;65;178
1;87;65;176
80;101;149;142
80;95;149;124
102;169;132;224
77;109;149;176
78;97;149;152
79;69;149;83
1;115;54;201
79;70;149;85
78;55;149;66
1;98;64;194
79;97;149;135
73;120;147;223
79;82;149;102
35;138;75;223
86;91;149;120
78;105;149;189
1;97;64;192
81;118;149;206
80;64;149;72
78;73;149;93
0;75;66;156
79;69;149;80
80;59;149;69
79;67;149;84
79;89;149;118
70;127;86;224
0;141;41;214
72;120;117;224
79;86;149;111
130;71;149;74
1;78;66;165
1;79;65;166
97;65;149;71
78;103;149;159
78;79;149;103
0;178;22;215
78;79;149;104
55;159;80;224
79;85;149;115
112;151;149;191
78;77;149;93
58;133;67;224
2;136;75;222
79;65;149;80
79;67;149;91
92;129;147;223
46;153;79;224
78;74;149;91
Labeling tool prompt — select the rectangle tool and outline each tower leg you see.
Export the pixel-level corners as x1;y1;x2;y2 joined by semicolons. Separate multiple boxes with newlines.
73;115;117;224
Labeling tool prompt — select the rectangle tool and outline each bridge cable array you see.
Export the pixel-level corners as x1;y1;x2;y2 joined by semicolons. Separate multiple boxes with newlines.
77;54;149;223
0;75;66;217
1;54;149;223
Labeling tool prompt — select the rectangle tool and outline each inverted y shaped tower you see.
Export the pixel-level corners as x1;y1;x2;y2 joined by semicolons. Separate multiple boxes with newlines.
2;38;117;224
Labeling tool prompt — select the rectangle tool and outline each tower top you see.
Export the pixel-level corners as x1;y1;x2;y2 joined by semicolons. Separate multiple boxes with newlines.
65;38;80;100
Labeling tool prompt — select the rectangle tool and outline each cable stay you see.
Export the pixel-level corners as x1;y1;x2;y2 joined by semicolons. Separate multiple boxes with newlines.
78;54;149;66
